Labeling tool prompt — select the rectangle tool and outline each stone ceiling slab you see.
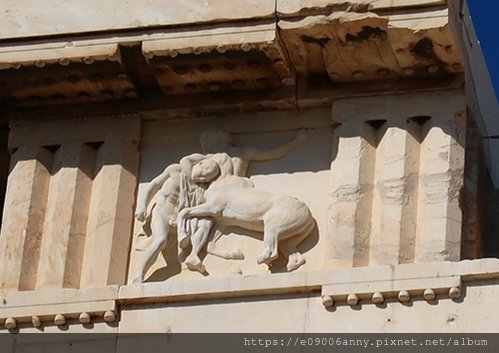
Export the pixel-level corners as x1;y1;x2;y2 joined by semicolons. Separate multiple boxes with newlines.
0;42;136;107
142;22;295;96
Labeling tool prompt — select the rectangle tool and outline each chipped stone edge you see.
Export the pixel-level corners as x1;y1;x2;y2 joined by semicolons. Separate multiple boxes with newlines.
0;7;449;67
277;0;447;18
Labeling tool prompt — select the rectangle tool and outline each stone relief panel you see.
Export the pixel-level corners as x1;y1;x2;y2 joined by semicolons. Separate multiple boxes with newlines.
129;109;332;283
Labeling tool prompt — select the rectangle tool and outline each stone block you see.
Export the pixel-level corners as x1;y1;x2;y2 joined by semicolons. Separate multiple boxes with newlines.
330;91;466;266
0;116;141;292
0;0;276;40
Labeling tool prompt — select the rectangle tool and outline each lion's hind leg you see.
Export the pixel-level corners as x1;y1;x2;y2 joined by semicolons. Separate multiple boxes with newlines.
257;225;281;265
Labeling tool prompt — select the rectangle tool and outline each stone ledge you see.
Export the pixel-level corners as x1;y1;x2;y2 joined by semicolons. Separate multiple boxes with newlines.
0;42;119;70
321;276;462;307
0;0;447;42
118;259;499;304
0;286;119;330
0;300;116;327
331;89;465;123
8;114;142;149
277;0;447;17
0;286;118;309
1;259;498;331
0;0;276;41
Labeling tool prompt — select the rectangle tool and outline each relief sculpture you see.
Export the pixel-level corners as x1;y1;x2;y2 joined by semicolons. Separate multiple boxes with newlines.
133;128;315;283
177;161;315;272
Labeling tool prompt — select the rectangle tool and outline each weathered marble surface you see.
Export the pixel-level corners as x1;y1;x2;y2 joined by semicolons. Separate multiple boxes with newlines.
328;90;466;267
0;0;493;338
0;0;275;40
0;116;141;291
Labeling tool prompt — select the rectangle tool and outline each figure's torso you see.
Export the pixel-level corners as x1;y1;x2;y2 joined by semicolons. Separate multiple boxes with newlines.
158;170;181;206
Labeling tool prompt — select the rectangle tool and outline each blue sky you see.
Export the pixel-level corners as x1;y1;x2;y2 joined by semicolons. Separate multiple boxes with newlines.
467;1;499;102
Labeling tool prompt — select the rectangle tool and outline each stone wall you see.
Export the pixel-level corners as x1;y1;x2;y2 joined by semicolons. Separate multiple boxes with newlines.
329;91;467;266
0;88;490;332
0;116;140;292
0;0;496;337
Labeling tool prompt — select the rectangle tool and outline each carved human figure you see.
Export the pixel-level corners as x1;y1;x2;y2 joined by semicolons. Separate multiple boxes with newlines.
133;164;181;283
177;159;315;272
178;128;313;272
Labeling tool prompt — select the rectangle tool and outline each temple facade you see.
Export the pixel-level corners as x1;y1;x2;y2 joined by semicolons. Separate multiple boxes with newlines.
0;0;498;338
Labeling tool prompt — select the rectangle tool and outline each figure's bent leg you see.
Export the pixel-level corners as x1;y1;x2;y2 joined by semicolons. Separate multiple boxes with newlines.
177;208;191;249
133;210;170;283
185;218;213;273
178;218;198;251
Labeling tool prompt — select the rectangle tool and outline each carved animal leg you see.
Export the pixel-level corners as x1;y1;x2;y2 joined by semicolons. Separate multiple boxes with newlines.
185;218;213;273
257;226;280;265
180;203;222;219
178;218;198;251
280;218;314;272
133;210;170;284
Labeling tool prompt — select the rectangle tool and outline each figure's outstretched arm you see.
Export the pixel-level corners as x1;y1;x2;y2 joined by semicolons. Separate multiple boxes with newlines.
242;129;314;162
135;163;180;221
